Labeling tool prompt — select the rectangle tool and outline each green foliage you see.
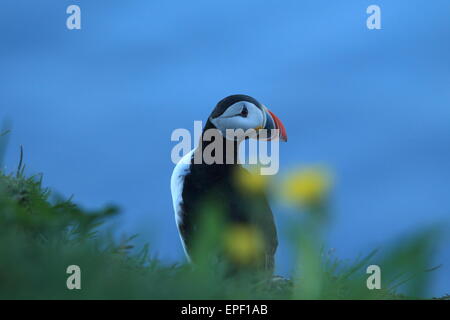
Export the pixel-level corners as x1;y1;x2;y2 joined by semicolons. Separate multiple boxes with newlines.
0;140;445;299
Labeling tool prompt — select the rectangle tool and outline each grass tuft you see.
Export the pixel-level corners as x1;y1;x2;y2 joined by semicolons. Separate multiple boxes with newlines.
0;146;445;299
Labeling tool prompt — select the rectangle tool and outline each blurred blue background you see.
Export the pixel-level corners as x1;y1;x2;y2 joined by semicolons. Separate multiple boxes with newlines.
1;0;449;296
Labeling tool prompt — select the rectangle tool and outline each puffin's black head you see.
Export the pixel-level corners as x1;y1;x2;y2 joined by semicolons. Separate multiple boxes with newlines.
207;94;287;142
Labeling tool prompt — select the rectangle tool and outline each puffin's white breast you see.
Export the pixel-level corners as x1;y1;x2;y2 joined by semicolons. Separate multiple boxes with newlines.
170;149;194;260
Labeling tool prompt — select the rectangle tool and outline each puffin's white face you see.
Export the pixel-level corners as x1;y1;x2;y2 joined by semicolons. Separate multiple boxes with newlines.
210;101;265;140
208;95;288;142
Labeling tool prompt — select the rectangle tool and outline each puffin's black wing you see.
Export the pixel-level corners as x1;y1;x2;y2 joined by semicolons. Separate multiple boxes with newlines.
230;167;278;271
179;162;278;273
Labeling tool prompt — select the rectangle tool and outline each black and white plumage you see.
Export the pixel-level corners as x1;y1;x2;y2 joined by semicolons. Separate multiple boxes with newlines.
170;94;287;273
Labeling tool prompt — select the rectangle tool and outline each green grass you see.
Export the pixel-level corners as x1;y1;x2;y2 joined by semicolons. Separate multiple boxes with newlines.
0;144;446;299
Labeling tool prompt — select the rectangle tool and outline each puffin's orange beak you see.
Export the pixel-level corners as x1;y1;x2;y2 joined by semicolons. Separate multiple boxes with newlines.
260;106;287;142
266;109;287;142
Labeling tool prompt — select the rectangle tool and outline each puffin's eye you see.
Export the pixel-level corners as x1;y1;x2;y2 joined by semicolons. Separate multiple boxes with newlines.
240;106;248;117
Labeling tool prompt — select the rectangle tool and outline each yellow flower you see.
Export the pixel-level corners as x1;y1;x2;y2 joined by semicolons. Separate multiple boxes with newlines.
233;166;269;194
281;166;332;208
223;224;265;266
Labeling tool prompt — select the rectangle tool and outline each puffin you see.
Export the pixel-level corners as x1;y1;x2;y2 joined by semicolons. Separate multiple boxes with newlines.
170;94;287;274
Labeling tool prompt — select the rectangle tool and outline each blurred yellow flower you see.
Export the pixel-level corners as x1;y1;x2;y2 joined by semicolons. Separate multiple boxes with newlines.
223;224;265;266
281;166;332;208
233;166;269;194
